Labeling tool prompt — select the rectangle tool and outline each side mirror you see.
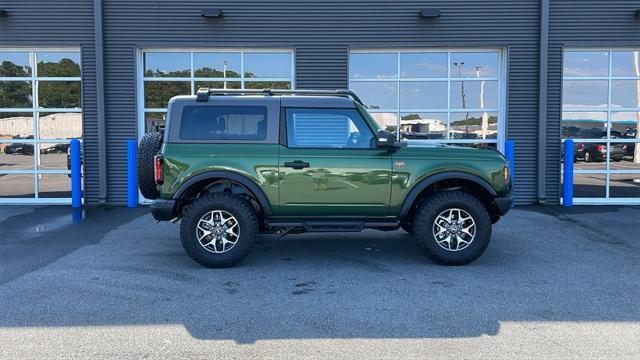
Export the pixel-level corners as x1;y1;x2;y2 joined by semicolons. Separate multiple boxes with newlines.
376;130;397;148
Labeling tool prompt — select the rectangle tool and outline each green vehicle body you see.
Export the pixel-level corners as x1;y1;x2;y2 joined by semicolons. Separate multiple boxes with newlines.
150;92;512;226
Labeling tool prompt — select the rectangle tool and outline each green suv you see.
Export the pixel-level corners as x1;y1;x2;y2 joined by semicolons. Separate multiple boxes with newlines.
138;89;512;268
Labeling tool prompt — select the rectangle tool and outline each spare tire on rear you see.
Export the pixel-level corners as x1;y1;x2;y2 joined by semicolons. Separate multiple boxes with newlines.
137;132;163;199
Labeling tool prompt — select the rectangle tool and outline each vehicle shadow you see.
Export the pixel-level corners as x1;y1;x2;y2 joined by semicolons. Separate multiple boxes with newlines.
0;207;638;344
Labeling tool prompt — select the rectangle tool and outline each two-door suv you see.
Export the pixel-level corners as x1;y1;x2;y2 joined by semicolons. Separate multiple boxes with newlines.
138;89;512;268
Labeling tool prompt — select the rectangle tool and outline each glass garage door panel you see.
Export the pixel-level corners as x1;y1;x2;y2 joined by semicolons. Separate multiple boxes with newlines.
0;50;81;203
562;49;640;204
349;50;503;149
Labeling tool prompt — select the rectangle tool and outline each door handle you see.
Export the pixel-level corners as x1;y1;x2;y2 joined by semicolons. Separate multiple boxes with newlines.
284;160;310;169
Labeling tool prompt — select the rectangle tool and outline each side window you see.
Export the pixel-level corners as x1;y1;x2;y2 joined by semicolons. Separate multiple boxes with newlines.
179;105;267;140
285;108;374;148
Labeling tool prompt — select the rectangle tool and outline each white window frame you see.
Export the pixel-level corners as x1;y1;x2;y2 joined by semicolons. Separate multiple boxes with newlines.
348;48;507;153
561;47;640;205
0;47;82;204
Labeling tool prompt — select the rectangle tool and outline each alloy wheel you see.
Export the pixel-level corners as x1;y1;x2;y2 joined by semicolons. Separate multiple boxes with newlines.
196;210;240;253
432;208;476;251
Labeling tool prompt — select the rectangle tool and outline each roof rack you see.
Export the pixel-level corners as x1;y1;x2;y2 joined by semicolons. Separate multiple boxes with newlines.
195;88;364;105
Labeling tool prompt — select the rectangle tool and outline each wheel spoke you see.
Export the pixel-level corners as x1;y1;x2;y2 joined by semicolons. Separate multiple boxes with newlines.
197;227;212;241
225;223;239;238
434;228;447;237
461;224;475;237
196;209;240;254
219;211;231;224
200;236;214;247
207;211;216;224
436;234;452;247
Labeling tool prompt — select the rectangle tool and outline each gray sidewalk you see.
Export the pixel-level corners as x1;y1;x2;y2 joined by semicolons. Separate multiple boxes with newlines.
0;205;639;359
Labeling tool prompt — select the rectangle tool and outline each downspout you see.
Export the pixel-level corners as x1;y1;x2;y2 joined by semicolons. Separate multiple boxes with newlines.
94;0;107;202
537;0;549;204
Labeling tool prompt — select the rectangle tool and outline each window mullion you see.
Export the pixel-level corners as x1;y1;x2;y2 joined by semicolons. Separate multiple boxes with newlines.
190;52;195;95
31;51;40;198
396;52;400;139
446;51;451;141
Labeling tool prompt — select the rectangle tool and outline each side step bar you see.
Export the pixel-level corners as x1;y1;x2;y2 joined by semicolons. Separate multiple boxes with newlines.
266;221;399;233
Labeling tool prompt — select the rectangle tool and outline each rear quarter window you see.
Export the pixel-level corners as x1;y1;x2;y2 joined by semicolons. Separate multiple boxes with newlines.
179;105;268;140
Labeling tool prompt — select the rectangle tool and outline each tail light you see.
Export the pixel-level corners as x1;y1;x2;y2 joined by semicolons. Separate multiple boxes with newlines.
154;155;164;185
595;145;605;151
504;164;510;184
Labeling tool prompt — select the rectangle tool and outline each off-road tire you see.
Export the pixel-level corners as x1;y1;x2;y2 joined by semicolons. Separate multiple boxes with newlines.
137;132;163;199
180;192;258;268
413;190;492;265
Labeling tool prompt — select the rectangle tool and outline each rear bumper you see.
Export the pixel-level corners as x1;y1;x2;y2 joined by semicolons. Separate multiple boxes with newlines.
150;198;176;221
493;193;513;216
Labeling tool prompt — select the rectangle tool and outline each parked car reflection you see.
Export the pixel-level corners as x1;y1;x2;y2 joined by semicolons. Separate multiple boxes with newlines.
621;128;637;156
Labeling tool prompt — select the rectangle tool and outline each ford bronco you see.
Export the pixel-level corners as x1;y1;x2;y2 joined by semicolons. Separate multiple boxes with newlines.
138;89;512;268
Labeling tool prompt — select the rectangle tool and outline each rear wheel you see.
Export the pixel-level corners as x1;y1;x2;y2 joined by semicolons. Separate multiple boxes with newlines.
413;191;491;265
180;192;258;268
137;132;163;199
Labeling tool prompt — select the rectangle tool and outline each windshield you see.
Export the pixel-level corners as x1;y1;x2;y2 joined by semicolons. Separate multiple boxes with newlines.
355;102;381;133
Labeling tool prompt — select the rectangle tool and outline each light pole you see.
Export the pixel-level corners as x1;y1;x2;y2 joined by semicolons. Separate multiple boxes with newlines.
223;60;228;90
453;61;468;134
476;66;488;140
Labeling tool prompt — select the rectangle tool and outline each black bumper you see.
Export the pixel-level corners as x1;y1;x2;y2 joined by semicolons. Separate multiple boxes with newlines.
150;198;177;221
493;193;513;216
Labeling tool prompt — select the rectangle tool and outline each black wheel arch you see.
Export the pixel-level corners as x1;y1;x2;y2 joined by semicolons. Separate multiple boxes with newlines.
399;171;498;220
173;170;273;217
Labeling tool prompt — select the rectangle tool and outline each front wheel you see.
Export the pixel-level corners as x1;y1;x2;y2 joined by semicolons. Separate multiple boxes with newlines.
412;191;492;265
180;192;258;268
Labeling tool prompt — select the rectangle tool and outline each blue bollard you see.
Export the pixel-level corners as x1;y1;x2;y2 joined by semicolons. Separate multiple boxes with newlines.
72;209;84;224
563;140;574;207
504;140;515;207
70;139;82;208
127;139;138;208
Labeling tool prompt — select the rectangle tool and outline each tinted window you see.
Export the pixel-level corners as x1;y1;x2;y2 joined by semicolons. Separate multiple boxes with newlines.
179;106;267;140
286;109;373;148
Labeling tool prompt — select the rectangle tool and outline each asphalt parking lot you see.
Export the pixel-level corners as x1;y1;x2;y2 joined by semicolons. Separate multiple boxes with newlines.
0;205;639;359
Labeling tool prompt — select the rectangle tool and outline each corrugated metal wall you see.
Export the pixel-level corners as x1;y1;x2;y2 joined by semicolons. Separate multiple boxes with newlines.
546;1;640;203
0;0;100;202
101;0;541;204
295;46;349;89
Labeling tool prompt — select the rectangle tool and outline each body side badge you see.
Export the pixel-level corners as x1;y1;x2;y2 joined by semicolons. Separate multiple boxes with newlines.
394;160;405;170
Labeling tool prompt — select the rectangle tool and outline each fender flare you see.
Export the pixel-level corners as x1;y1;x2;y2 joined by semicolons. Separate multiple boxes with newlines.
173;170;273;216
399;171;497;218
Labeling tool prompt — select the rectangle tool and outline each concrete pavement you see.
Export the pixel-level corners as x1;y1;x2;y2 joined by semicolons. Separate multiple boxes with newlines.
0;205;639;359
